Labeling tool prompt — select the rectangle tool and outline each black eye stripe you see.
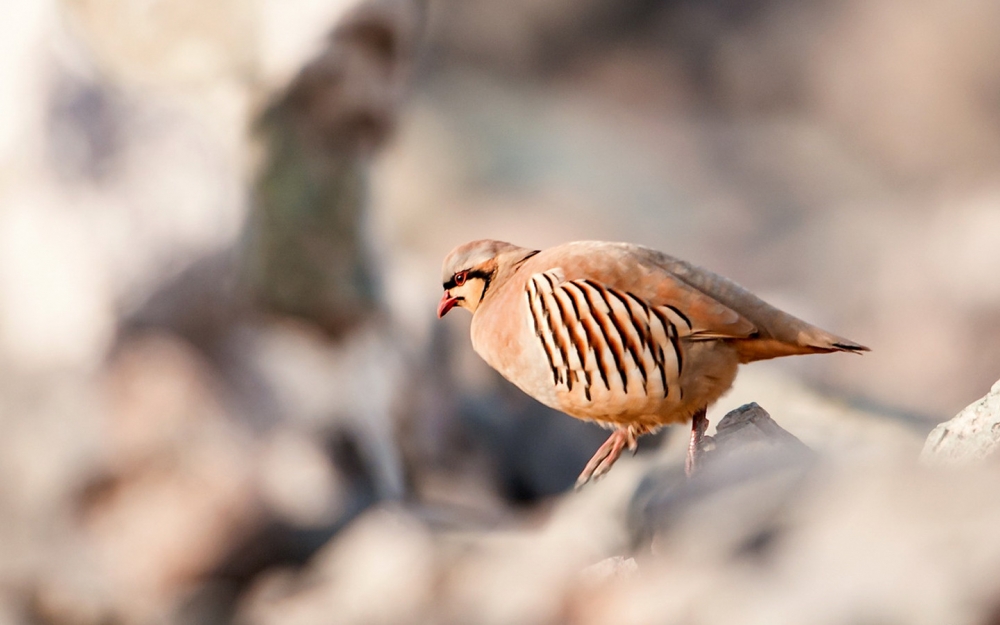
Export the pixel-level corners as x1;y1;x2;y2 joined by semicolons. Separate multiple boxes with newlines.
466;269;492;281
444;269;493;290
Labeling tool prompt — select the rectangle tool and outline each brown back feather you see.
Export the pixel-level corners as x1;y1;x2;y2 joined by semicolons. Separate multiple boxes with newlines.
629;246;870;363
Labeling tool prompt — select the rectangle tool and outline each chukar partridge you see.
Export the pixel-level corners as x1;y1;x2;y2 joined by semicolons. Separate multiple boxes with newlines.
437;240;868;487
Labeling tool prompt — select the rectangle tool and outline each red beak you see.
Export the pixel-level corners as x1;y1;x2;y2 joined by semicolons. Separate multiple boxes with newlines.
437;291;459;318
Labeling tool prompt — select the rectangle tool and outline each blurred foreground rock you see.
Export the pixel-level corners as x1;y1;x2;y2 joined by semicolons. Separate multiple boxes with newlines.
922;378;1000;466
604;459;1000;625
222;401;1000;625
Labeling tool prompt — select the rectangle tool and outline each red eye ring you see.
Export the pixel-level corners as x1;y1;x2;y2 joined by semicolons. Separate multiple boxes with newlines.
454;271;467;286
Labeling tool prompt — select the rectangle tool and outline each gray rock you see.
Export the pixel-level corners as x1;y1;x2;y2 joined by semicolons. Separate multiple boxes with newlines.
711;401;812;458
630;403;816;558
922;378;1000;466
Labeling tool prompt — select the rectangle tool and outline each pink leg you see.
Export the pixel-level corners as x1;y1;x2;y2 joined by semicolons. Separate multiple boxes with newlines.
575;424;649;489
685;408;708;477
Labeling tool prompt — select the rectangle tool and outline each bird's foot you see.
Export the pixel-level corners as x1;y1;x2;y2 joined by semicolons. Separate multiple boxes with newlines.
575;425;649;489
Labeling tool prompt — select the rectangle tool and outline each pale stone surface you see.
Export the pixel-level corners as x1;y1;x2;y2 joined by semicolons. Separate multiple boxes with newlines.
237;507;438;625
579;556;639;586
922;378;1000;466
86;334;258;622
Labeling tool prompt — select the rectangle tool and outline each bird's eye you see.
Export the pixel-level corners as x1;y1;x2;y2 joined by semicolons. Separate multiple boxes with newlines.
454;271;467;286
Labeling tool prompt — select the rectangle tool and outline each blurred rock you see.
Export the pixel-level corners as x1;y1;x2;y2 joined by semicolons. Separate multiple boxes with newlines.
631;403;816;557
121;250;247;352
922;378;1000;466
428;0;660;74
578;556;638;586
85;8;429;621
217;320;407;499
602;456;1000;625
80;333;258;622
598;401;1000;625
62;0;254;88
439;465;638;625
0;191;115;372
176;390;1000;625
235;507;437;625
244;0;424;337
709;401;811;459
256;1;366;91
256;430;348;527
211;430;382;588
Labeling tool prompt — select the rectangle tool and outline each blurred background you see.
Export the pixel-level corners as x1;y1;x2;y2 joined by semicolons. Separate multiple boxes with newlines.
3;0;1000;623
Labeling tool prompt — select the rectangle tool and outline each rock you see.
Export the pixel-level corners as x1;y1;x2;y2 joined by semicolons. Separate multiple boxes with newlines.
596;456;1000;625
579;556;639;586
245;0;424;337
710;401;812;458
704;368;923;457
604;400;1000;625
235;507;437;625
81;333;259;622
219;397;1000;625
922;378;1000;466
630;403;816;559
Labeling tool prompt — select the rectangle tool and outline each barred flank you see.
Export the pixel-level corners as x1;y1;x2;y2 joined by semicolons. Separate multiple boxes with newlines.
526;272;687;404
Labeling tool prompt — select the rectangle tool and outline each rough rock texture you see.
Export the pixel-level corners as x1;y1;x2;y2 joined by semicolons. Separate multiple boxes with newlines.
922;378;1000;466
710;401;812;458
631;403;815;554
578;556;639;587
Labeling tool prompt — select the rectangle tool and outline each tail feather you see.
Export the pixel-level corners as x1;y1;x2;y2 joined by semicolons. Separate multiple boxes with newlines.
831;340;870;354
734;333;869;363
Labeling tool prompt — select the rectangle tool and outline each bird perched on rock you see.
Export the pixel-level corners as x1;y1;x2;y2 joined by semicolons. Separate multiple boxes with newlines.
437;240;868;487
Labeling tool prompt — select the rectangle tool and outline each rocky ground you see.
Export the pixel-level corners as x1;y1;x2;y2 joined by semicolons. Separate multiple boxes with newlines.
232;389;1000;625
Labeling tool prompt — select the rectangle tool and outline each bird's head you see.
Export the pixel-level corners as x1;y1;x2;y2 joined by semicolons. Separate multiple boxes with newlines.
438;239;530;317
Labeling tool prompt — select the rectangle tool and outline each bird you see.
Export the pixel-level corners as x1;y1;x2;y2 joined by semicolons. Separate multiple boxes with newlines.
437;240;868;488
